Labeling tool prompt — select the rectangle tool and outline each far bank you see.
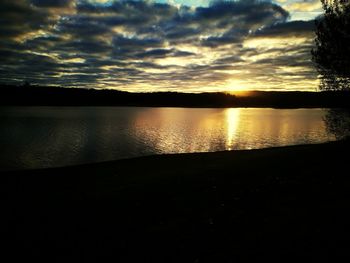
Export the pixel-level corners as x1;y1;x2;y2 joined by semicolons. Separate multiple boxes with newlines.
2;84;350;108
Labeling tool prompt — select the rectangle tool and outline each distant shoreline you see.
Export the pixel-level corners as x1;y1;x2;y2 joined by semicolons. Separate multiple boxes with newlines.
1;84;350;108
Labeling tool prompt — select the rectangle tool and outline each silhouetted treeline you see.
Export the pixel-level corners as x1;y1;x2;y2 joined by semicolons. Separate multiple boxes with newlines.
312;0;350;91
1;84;350;108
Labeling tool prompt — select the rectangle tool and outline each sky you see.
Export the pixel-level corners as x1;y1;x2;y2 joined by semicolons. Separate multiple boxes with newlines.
0;0;323;92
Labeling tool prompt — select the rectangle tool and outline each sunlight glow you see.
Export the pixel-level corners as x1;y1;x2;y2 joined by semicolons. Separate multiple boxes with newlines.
244;37;310;50
61;58;86;64
155;57;192;67
225;79;251;92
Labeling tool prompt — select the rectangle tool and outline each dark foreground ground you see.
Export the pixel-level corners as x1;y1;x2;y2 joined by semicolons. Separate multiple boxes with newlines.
1;140;350;262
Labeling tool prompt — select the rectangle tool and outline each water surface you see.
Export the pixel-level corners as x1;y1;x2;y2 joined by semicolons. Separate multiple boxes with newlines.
0;107;334;170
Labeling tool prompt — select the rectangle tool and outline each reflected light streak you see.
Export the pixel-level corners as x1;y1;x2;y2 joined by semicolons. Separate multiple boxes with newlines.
225;108;240;150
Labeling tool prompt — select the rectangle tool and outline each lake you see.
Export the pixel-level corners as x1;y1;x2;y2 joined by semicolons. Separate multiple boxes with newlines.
0;107;335;170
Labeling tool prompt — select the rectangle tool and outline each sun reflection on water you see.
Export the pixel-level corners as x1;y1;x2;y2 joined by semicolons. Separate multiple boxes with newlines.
225;108;241;150
0;107;335;170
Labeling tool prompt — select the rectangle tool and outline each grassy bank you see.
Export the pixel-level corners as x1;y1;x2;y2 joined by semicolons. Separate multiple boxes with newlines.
1;140;350;262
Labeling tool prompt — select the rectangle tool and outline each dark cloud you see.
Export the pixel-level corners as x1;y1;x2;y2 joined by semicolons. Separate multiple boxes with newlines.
196;1;289;22
112;35;165;60
165;27;201;40
254;20;315;38
0;0;50;39
255;49;313;68
56;15;112;36
31;0;74;8
134;49;173;59
163;0;289;46
201;34;243;47
77;0;178;28
56;39;112;54
112;35;164;48
133;48;195;59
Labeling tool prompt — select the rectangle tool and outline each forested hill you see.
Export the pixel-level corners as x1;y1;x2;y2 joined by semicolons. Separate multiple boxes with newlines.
1;84;349;108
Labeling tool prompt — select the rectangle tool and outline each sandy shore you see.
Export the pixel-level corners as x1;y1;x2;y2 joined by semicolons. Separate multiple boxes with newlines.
1;140;350;262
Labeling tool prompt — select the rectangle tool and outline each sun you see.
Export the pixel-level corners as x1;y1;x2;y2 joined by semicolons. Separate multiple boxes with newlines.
224;79;254;96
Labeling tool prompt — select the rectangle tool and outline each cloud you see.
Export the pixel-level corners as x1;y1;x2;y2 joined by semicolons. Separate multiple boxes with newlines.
0;0;50;40
201;34;244;47
286;0;321;12
112;36;164;48
278;0;322;21
56;15;112;36
0;0;319;91
253;20;315;38
31;0;74;8
134;49;195;59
